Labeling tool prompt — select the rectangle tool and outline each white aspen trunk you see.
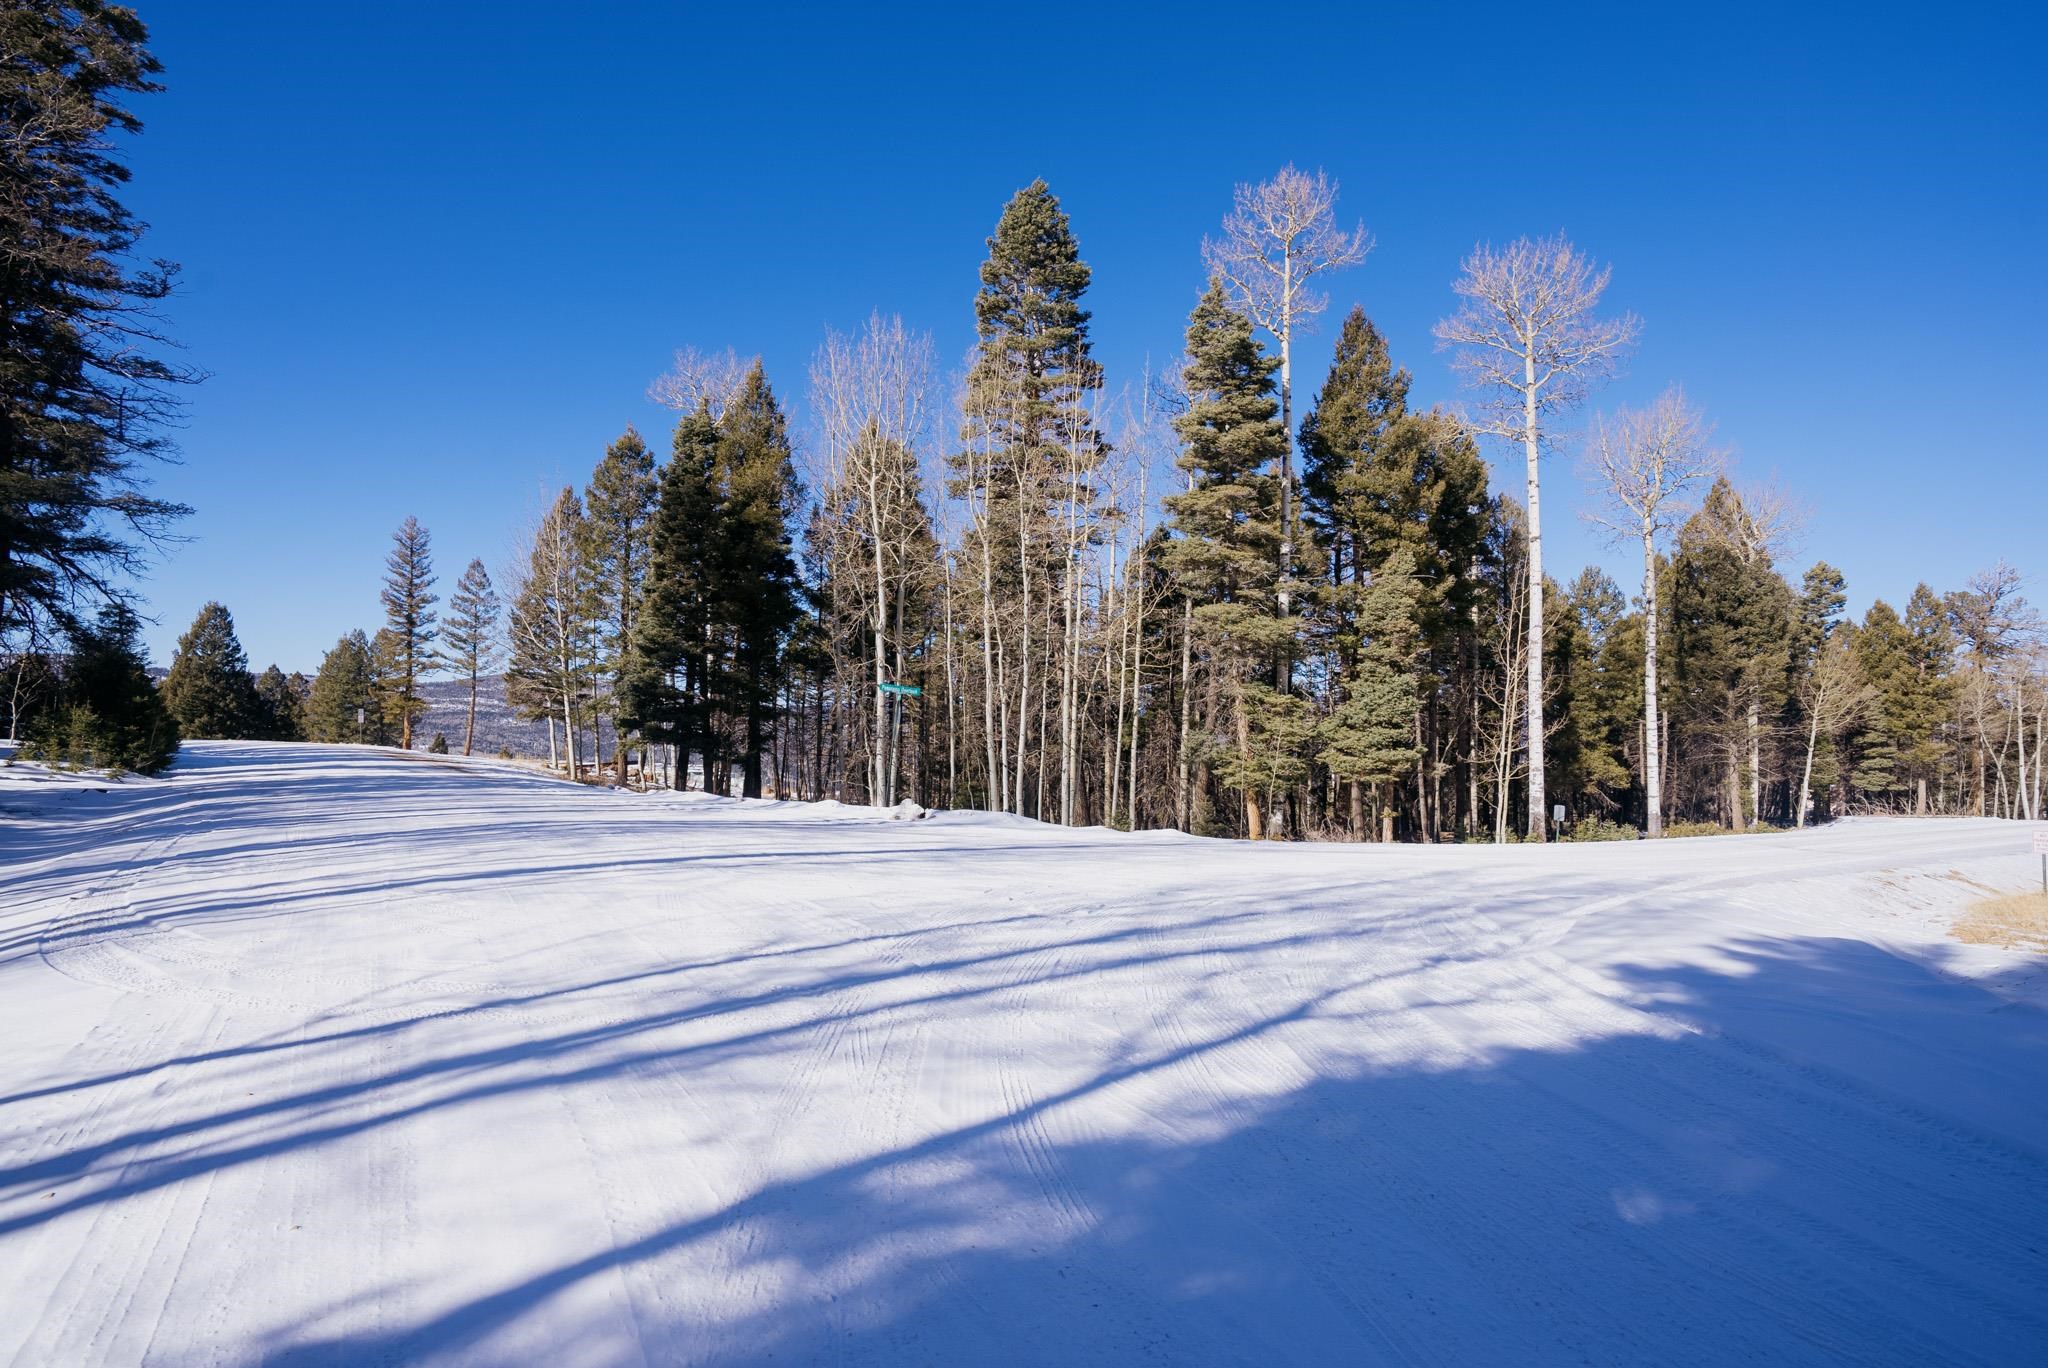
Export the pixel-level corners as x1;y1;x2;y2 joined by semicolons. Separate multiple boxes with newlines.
943;564;959;809
546;714;557;769
1014;474;1033;818
1797;706;1820;829
1128;526;1145;831
1107;544;1126;826
1748;699;1762;827
1177;600;1194;831
1642;529;1664;836
977;462;1002;813
1521;350;1548;841
1276;258;1295;622
870;496;890;806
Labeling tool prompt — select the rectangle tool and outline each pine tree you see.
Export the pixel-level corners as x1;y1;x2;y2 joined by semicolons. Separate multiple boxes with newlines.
1160;280;1298;838
24;602;177;773
1900;583;1958;812
440;558;500;756
713;363;803;798
306;630;377;744
161;602;260;739
620;411;721;788
1321;549;1423;840
367;628;408;746
953;179;1106;817
1670;480;1793;827
253;664;305;741
1553;568;1634;820
0;2;195;637
581;427;658;781
380;516;437;748
1299;307;1411;596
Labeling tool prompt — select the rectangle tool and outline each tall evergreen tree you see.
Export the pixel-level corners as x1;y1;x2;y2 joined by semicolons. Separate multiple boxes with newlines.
306;630;378;744
581;427;658;782
714;363;803;798
0;2;195;637
1160;280;1299;838
380;516;437;748
953;179;1106;817
1670;480;1792;826
440;558;500;757
161;601;259;738
1900;583;1958;811
621;410;721;788
1299;307;1411;596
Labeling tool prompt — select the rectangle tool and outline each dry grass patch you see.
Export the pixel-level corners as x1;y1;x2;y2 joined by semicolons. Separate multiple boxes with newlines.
1954;891;2048;952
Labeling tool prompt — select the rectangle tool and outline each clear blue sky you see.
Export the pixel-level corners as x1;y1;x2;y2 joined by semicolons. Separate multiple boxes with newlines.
122;1;2045;671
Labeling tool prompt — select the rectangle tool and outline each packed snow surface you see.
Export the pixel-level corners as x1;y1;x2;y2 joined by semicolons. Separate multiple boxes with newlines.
4;743;2046;1366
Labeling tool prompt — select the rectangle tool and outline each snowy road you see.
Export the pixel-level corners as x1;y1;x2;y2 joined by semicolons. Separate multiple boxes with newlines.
3;743;2046;1366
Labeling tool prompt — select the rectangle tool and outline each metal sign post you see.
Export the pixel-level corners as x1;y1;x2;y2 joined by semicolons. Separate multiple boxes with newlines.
2034;829;2048;895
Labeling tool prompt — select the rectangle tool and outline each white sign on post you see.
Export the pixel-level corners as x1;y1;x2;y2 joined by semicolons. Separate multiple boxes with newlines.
2034;831;2048;855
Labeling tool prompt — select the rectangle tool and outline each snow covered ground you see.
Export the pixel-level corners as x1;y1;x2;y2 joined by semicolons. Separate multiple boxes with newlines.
3;742;2045;1366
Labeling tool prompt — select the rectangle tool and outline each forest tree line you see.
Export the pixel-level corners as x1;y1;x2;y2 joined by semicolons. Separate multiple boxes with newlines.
2;3;2039;826
214;173;2041;838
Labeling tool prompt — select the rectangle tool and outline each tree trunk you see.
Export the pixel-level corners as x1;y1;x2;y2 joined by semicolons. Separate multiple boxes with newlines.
1521;359;1548;842
1797;707;1819;828
463;668;478;757
1641;529;1663;836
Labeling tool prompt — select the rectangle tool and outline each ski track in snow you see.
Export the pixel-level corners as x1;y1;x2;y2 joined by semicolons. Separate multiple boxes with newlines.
3;743;2047;1366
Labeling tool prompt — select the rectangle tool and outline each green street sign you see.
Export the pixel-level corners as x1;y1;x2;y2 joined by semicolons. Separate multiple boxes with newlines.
877;682;922;697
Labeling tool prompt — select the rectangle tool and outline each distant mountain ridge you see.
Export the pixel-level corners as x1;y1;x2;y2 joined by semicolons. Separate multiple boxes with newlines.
417;673;552;757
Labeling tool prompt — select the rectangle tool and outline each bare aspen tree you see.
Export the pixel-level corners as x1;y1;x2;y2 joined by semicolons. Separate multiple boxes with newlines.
648;345;747;421
1795;635;1871;827
1436;235;1639;840
810;313;934;807
1583;387;1721;836
1203;165;1370;620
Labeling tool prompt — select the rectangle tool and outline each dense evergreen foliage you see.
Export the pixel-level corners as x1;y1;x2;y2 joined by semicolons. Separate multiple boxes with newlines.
161;601;259;739
22;602;177;772
0;1;194;640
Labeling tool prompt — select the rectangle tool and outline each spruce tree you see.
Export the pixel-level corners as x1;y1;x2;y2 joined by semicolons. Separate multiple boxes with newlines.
380;516;437;748
306;630;377;744
580;428;658;781
620;410;721;788
24;602;177;773
713;363;803;798
953;180;1106;816
253;664;305;741
440;558;500;756
0;2;195;637
1299;307;1411;595
161;602;259;739
1670;480;1793;826
1900;583;1958;811
367;629;407;746
1321;549;1423;840
1553;568;1633;820
1160;280;1299;838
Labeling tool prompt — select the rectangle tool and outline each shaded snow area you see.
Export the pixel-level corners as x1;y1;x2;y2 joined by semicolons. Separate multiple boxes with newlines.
4;743;2047;1367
